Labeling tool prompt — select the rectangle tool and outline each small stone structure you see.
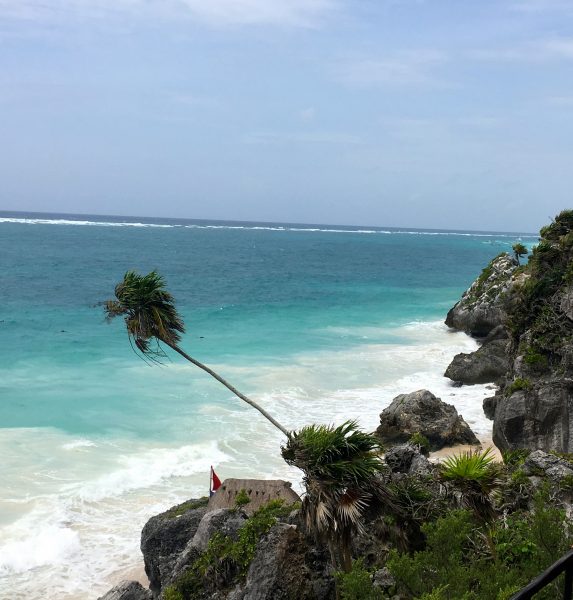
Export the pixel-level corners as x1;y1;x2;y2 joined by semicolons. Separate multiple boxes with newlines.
207;478;300;515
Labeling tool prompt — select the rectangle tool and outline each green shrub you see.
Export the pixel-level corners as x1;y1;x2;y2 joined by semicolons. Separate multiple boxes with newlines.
234;489;251;508
523;346;549;370
506;378;532;395
501;448;530;467
388;487;573;600
409;432;431;455
335;558;384;600
165;497;209;518
164;499;291;599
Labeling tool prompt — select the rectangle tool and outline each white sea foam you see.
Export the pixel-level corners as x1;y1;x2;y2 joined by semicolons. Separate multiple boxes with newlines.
0;218;175;228
0;321;497;599
1;217;536;238
62;439;97;450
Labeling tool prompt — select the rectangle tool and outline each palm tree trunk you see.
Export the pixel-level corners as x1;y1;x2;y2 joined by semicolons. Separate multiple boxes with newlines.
163;340;291;438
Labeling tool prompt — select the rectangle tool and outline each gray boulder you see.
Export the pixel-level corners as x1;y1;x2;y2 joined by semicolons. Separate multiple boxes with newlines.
97;581;152;600
522;450;573;482
236;523;334;600
483;396;498;420
168;508;248;590
376;389;479;450
493;383;573;453
444;339;510;385
445;253;517;338
140;498;208;594
384;443;432;475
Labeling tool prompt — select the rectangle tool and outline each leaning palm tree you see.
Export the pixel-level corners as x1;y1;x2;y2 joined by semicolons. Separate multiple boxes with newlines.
104;270;289;436
281;420;386;572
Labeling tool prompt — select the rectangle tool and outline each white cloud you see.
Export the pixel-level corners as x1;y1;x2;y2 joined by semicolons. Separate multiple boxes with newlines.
546;95;573;106
0;0;338;27
299;107;316;122
178;0;337;27
471;38;573;63
510;0;573;13
332;50;447;88
244;131;361;144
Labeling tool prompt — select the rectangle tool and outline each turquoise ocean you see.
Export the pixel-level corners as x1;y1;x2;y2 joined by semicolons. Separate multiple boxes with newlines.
0;212;538;599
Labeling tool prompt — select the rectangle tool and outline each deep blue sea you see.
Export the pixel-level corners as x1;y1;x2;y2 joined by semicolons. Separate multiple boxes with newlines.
0;212;538;599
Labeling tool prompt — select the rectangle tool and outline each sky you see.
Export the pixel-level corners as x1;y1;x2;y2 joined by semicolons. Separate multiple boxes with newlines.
0;1;572;232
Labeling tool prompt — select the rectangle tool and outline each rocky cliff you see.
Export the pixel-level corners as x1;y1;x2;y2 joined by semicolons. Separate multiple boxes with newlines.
446;210;573;453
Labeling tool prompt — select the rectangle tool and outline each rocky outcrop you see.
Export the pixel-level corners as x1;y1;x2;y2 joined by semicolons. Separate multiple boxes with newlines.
376;389;479;450
445;253;517;338
445;338;510;384
522;450;573;483
383;442;432;475
492;383;573;453
140;498;209;594
236;524;334;600
97;581;152;600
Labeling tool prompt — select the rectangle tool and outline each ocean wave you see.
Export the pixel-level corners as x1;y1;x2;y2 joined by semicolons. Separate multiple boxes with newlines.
0;320;494;598
0;217;176;228
0;217;536;238
75;441;228;502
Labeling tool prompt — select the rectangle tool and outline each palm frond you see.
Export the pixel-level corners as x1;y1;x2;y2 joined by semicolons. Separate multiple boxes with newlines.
440;448;502;521
104;270;185;357
282;420;385;563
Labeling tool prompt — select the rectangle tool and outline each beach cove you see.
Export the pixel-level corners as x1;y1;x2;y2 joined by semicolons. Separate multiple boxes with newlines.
0;213;536;599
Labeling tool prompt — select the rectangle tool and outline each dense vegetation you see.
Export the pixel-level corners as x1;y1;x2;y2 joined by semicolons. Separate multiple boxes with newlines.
506;210;573;370
335;450;573;600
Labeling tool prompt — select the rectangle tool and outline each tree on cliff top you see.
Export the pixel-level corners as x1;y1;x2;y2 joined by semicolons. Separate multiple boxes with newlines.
512;242;528;265
104;270;289;436
281;420;386;572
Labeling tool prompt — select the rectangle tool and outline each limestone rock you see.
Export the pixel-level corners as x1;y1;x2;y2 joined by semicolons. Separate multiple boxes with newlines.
483;396;498;420
444;339;509;385
97;581;152;600
493;383;573;453
445;253;517;338
376;389;479;450
237;523;334;600
168;508;248;589
384;443;432;475
522;450;573;482
373;567;395;591
140;498;208;594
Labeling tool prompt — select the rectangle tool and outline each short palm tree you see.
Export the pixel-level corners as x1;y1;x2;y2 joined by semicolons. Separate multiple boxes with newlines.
512;242;528;265
104;270;289;436
440;447;502;523
281;420;385;572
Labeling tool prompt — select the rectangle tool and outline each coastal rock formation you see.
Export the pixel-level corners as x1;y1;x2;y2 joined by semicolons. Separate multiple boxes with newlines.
97;581;152;600
375;389;479;450
522;450;573;483
236;523;334;600
445;253;517;338
444;338;509;384
383;442;432;475
492;383;573;452
141;498;208;593
446;211;573;453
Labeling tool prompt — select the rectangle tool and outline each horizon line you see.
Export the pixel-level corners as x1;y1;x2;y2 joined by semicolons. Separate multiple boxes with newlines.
0;208;538;237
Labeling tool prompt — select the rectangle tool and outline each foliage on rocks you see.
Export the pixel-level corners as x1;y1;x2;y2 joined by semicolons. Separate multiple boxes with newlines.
163;500;292;600
387;487;573;600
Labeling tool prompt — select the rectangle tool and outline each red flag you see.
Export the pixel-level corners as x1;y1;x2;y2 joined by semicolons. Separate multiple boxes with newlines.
210;466;222;496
